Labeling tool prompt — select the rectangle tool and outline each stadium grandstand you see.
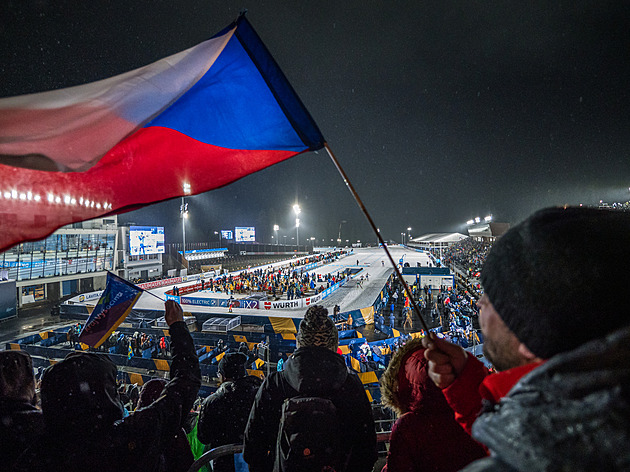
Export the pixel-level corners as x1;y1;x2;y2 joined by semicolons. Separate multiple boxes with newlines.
1;236;493;471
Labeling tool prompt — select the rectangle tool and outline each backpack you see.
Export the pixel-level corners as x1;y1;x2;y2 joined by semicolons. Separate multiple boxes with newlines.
274;395;347;472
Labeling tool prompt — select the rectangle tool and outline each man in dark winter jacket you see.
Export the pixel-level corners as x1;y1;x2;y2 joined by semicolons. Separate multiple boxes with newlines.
0;350;43;470
197;351;262;472
18;300;200;472
424;207;630;471
243;305;377;472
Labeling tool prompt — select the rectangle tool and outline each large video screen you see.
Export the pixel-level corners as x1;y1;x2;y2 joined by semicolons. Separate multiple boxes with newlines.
221;230;233;240
235;226;256;242
129;226;165;256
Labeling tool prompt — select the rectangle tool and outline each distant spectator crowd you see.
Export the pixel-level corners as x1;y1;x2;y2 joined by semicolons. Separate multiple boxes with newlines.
434;237;492;279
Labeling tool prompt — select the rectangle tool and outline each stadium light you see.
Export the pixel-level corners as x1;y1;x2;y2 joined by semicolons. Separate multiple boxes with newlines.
474;217;481;223
295;218;300;246
180;197;188;256
273;224;279;245
293;204;301;245
466;219;475;225
484;215;492;222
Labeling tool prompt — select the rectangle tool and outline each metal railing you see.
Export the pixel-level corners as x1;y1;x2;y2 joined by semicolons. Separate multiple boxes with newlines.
186;432;392;472
187;444;244;472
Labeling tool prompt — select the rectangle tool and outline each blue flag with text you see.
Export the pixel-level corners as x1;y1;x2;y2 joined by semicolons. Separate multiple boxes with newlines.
79;272;143;347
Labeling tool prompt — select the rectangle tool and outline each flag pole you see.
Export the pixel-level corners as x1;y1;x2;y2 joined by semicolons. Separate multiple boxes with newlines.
142;289;167;303
324;143;431;334
108;271;167;302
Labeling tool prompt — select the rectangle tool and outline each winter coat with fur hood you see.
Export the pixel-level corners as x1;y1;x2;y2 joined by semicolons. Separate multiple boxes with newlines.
380;338;486;472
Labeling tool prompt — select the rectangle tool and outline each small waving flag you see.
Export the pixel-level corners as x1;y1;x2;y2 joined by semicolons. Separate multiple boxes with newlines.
0;13;324;252
78;272;143;347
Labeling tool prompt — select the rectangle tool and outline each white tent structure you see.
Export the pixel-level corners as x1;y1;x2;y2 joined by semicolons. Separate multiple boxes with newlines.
407;233;467;252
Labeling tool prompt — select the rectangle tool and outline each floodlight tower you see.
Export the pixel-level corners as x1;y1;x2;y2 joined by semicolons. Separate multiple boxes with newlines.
180;197;189;257
293;204;301;246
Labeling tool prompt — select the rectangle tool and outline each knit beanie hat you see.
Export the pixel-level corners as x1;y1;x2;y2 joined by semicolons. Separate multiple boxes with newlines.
0;351;35;403
218;351;248;379
296;305;338;351
137;378;167;409
481;206;630;359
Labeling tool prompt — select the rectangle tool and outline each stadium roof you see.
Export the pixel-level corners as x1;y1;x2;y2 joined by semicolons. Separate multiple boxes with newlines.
467;222;510;238
410;233;467;244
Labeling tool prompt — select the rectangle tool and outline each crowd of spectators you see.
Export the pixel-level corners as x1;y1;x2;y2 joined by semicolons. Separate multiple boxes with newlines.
434;237;492;279
169;252;350;302
435;287;483;349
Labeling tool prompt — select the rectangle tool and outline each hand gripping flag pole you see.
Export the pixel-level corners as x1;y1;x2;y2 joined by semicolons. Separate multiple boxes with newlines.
324;143;431;334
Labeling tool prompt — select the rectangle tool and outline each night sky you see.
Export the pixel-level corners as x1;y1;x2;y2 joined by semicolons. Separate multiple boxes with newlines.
2;1;629;245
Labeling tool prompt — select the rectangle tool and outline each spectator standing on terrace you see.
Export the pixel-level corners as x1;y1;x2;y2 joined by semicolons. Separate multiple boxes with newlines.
159;336;168;357
19;300;200;472
135;378;194;472
423;207;630;471
403;308;413;331
333;304;341;320
198;352;262;472
243;305;377;472
0;351;43;471
380;338;486;472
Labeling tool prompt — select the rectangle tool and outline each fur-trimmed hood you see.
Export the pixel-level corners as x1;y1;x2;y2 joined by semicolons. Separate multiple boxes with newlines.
380;337;450;416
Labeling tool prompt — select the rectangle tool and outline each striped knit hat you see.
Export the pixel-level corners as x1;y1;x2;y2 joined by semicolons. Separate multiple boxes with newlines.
296;305;338;351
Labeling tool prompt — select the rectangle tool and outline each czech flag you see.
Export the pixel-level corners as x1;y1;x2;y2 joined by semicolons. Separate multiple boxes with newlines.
0;14;325;252
78;272;143;348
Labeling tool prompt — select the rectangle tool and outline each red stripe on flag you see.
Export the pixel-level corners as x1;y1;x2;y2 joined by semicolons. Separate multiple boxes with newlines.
0;126;300;251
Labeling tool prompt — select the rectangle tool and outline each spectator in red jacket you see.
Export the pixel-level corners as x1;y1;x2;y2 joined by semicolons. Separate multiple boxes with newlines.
423;207;630;471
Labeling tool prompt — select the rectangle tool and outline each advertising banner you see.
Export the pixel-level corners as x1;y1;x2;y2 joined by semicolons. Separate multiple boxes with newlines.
180;296;259;309
137;277;183;290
